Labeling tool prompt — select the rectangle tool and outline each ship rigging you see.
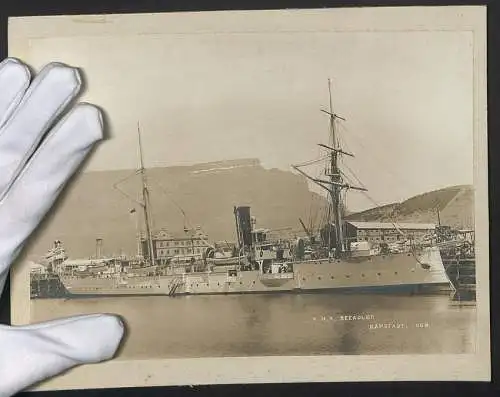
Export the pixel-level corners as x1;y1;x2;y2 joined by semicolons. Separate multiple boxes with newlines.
33;79;453;298
112;122;214;268
292;79;368;258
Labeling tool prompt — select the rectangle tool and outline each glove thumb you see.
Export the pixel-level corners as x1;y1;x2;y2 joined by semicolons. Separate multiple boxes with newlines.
0;313;124;397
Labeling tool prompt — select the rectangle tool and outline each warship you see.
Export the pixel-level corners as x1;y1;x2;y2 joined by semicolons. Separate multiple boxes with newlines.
31;81;452;298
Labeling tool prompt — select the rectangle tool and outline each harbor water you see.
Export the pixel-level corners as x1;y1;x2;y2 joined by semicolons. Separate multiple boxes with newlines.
30;292;476;359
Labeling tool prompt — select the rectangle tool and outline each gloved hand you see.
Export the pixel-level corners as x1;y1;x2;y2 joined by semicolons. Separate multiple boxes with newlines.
0;58;124;397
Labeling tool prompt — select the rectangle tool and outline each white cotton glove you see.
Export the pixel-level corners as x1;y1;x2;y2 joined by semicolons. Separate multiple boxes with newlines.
0;58;124;397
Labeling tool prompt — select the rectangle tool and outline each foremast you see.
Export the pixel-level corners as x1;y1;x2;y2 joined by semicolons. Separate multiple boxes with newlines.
137;123;156;267
112;123;157;266
293;79;367;258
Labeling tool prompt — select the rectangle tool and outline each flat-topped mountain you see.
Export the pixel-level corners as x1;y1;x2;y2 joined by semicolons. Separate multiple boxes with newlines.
25;157;473;261
26;159;326;259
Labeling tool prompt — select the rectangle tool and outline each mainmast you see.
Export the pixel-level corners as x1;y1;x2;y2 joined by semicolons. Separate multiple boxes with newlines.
137;122;156;266
327;79;345;255
291;79;367;259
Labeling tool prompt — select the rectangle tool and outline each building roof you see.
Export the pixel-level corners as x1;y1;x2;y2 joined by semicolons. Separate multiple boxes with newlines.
148;229;209;240
346;221;436;230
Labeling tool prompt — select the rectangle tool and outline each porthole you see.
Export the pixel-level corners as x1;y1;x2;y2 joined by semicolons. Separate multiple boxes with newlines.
330;276;334;279
377;272;381;276
361;274;365;277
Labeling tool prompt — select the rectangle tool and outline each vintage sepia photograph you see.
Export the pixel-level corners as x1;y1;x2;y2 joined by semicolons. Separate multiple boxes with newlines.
8;6;489;391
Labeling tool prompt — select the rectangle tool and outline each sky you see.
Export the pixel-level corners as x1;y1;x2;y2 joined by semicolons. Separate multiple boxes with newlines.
18;15;474;212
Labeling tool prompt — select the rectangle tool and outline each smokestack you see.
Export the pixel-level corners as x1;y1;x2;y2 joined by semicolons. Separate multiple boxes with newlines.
96;238;103;259
234;206;252;248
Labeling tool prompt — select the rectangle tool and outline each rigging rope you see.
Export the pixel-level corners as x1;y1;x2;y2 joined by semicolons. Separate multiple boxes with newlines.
340;167;408;239
338;123;435;268
297;118;428;246
294;154;329;168
147;177;215;249
332;121;409;239
337;122;409;189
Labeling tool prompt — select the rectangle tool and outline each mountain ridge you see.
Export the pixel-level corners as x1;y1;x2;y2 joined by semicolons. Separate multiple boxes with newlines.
25;157;474;260
26;158;326;259
346;184;474;229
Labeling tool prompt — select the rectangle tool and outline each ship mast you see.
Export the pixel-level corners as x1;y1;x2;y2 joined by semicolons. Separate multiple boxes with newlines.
291;79;367;258
327;79;345;255
137;122;156;266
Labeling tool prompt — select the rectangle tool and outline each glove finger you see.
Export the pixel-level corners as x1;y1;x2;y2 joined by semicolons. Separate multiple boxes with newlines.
0;58;31;128
0;62;82;198
0;313;124;396
0;103;103;276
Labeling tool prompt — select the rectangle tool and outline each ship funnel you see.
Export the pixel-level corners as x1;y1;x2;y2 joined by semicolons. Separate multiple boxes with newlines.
234;206;253;248
96;238;103;259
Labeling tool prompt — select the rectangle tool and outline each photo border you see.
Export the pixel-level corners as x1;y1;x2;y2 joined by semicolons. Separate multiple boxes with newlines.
8;6;489;391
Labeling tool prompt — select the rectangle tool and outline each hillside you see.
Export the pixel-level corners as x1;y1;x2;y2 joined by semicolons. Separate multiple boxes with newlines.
346;185;474;229
24;157;474;261
25;159;327;259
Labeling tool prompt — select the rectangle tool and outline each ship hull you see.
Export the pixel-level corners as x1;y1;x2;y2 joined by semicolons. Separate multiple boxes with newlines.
57;283;449;299
53;247;452;298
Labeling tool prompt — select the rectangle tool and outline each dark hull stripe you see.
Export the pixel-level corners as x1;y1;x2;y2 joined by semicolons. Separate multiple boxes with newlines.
41;282;452;299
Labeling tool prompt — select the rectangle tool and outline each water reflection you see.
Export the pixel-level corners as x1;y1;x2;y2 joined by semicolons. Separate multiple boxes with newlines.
31;292;476;359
